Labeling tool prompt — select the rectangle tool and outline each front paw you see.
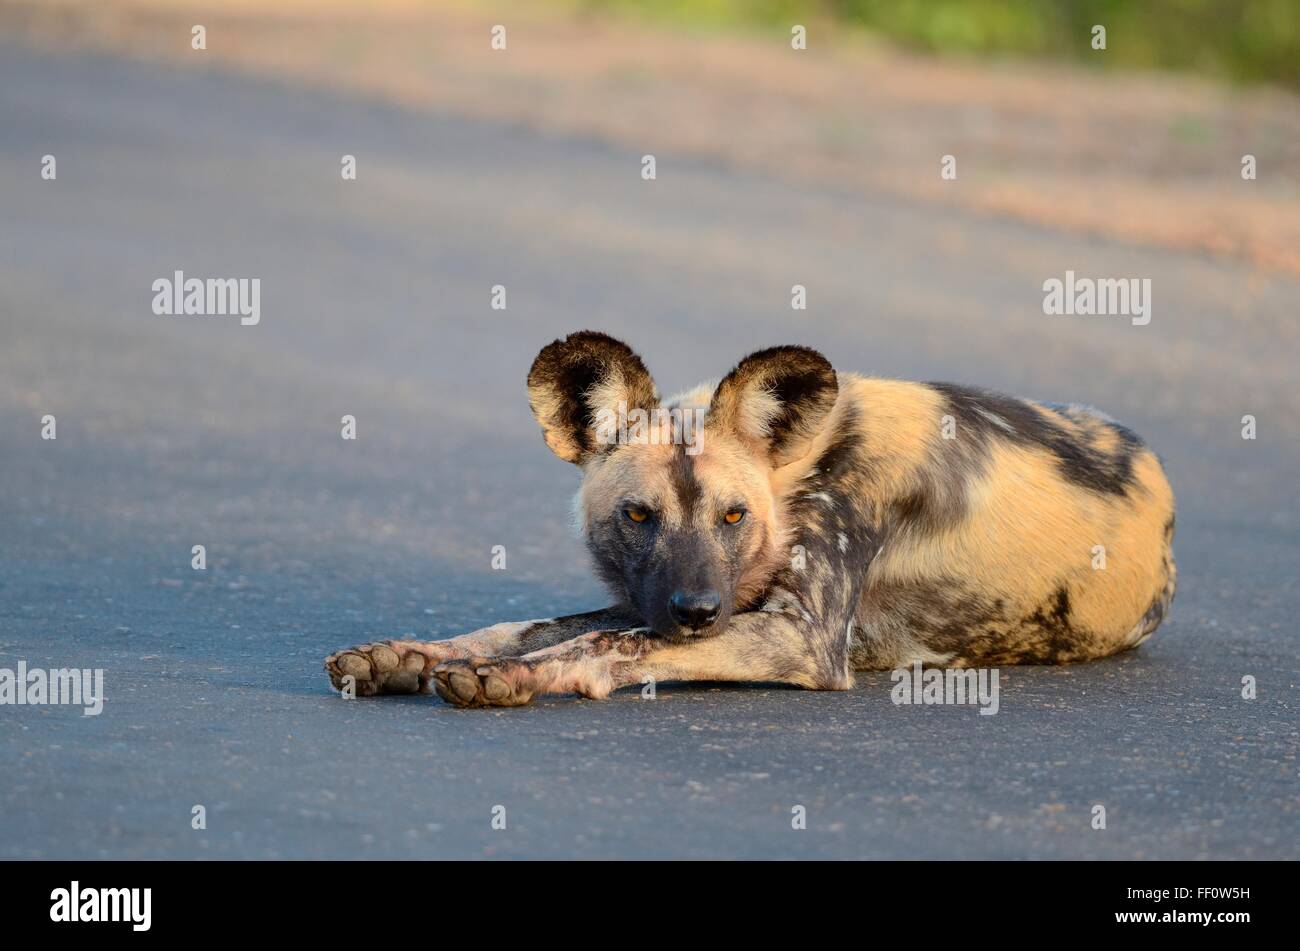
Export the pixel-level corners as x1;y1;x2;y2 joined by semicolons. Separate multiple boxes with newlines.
324;641;430;696
432;658;536;708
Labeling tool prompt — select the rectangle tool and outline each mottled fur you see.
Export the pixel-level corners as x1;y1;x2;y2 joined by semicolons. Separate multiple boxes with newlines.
325;332;1176;706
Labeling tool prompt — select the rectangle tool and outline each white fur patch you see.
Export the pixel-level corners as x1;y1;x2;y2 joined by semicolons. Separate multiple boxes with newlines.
975;407;1016;434
738;384;783;440
1123;618;1154;648
761;586;799;614
662;381;716;413
570;485;587;537
899;646;958;666
586;370;630;421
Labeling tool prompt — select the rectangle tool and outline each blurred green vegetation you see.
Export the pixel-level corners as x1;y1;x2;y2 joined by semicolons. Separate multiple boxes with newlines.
564;0;1300;88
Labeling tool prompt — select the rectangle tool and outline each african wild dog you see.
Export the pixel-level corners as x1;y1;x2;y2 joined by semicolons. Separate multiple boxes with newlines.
325;331;1177;707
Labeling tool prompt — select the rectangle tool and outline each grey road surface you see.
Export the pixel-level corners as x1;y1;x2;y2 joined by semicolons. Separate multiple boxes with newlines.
0;45;1296;859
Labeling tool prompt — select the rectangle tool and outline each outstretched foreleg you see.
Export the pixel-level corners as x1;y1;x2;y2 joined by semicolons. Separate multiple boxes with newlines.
431;608;854;707
323;607;640;696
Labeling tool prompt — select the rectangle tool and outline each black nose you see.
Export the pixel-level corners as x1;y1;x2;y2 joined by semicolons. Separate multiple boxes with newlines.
668;590;721;630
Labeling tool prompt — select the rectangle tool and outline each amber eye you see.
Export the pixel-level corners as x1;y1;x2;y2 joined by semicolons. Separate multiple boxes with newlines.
723;509;745;525
624;507;649;524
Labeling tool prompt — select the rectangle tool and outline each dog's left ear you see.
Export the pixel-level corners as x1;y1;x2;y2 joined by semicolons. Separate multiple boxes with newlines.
708;345;838;467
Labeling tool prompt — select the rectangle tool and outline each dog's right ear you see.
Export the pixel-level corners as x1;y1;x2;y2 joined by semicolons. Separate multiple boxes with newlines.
527;331;659;465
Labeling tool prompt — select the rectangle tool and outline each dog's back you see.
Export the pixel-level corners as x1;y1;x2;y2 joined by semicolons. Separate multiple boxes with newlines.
767;375;1176;669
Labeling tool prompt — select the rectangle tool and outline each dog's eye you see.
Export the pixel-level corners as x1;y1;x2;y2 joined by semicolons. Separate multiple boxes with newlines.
723;509;745;525
624;507;649;524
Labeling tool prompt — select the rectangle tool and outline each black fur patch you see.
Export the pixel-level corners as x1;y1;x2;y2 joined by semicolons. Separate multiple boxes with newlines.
667;446;702;518
786;404;882;571
867;579;1098;665
888;467;971;536
928;382;1142;496
587;513;645;605
1136;593;1167;635
766;355;835;442
808;403;868;482
1135;548;1177;640
517;606;645;653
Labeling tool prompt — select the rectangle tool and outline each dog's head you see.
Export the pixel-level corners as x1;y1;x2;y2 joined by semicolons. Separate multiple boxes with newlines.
527;331;838;641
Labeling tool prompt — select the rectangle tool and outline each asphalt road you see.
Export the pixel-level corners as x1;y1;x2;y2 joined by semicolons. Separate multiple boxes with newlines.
0;45;1296;859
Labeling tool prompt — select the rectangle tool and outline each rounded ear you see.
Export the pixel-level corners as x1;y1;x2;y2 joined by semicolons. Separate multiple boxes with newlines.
527;331;659;465
708;345;837;467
